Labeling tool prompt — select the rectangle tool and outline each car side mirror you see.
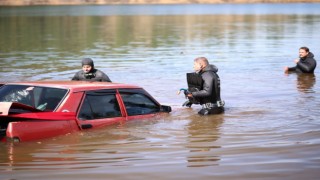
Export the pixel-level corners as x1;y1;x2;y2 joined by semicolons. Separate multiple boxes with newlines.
160;105;172;113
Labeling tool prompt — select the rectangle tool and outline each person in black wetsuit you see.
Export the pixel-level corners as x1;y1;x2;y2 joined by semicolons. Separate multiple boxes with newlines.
284;47;317;74
71;58;112;82
183;57;224;115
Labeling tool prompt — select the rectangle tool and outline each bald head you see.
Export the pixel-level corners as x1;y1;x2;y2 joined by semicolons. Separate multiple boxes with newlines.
193;57;209;73
194;57;209;67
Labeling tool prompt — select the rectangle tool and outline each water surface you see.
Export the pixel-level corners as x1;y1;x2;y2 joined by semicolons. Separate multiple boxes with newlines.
0;4;320;180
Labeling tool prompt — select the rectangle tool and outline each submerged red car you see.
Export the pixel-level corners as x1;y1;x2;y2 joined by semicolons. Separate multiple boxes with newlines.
0;81;171;142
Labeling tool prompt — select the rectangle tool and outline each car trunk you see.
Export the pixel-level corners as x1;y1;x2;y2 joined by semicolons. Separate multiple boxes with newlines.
0;102;78;142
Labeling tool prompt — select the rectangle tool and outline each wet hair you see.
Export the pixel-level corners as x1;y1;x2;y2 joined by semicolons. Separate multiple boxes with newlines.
82;58;94;68
300;47;309;53
194;57;209;66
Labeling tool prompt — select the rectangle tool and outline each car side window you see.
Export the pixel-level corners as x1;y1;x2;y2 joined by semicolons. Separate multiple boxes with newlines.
78;93;121;120
120;93;160;116
37;88;67;111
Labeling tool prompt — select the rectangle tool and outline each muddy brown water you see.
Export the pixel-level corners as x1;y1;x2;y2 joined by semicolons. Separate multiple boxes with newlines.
0;4;320;180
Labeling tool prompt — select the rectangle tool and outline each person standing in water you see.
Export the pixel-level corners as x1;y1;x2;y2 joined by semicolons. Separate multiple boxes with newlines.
183;57;224;115
72;58;112;82
284;47;317;74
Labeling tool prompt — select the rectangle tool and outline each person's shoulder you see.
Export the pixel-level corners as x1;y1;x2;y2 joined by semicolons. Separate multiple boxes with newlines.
201;71;215;80
94;69;104;73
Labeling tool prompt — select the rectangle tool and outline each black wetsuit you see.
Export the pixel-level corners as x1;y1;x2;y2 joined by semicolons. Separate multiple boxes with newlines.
288;52;317;73
71;69;112;82
190;64;224;115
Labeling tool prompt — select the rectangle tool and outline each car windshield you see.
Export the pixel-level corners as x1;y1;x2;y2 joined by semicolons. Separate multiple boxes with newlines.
0;84;68;111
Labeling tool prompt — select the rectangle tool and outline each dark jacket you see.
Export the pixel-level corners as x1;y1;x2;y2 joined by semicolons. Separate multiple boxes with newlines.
71;69;112;82
289;52;317;73
191;64;222;105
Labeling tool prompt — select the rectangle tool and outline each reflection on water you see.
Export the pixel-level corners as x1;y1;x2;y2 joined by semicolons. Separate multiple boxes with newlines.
1;4;320;180
186;114;223;167
296;73;316;93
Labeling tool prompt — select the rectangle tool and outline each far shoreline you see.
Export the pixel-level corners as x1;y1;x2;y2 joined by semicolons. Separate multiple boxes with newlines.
0;0;320;6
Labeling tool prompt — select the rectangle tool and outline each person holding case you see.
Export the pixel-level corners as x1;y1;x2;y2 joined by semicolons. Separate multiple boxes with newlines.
181;57;224;115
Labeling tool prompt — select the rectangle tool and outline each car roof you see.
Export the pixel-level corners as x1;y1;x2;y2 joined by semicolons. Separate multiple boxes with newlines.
3;81;142;92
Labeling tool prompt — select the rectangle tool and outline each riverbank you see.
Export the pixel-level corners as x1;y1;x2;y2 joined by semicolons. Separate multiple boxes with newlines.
1;0;320;6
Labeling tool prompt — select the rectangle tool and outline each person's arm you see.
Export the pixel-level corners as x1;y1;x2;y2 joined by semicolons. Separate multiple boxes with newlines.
71;71;80;81
191;73;214;98
296;59;316;73
285;58;300;73
287;66;296;71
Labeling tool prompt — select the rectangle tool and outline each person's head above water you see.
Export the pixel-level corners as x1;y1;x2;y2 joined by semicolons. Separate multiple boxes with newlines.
193;57;209;73
299;47;309;59
81;58;94;73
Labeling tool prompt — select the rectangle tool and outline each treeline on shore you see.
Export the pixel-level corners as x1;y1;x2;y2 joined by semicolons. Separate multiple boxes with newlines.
1;0;320;6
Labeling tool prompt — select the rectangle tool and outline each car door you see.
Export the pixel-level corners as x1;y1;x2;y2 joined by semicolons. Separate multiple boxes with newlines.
118;88;161;120
76;89;126;129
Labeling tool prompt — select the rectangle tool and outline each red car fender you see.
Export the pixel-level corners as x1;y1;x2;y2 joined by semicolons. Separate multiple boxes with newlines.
7;120;79;142
5;112;78;142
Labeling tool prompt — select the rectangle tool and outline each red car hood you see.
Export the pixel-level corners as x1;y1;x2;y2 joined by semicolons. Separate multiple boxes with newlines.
0;102;76;121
